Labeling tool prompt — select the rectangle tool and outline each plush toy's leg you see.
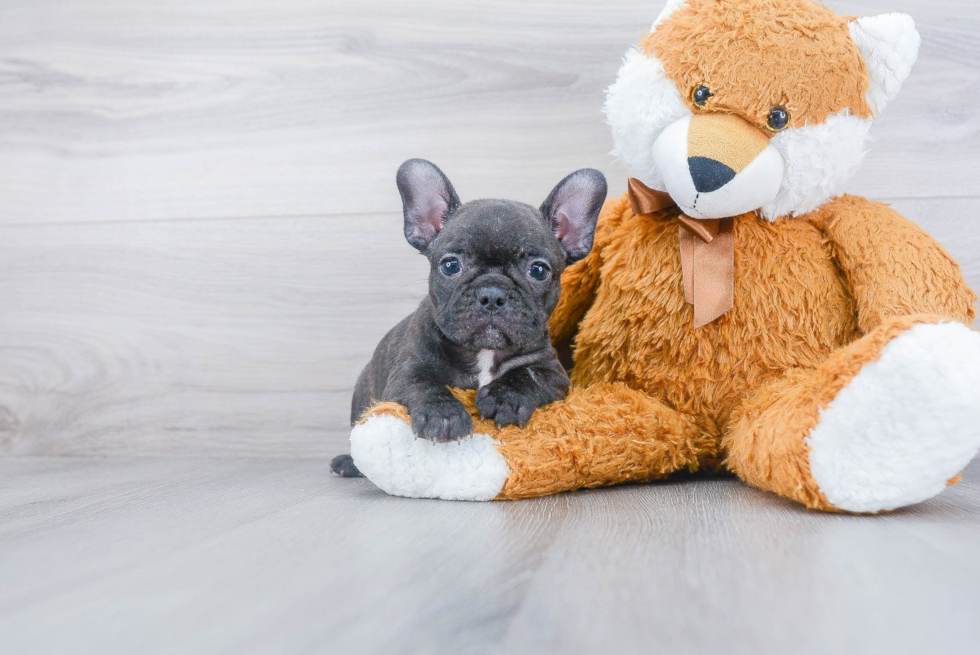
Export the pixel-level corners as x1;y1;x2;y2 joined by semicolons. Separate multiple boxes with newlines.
350;383;716;501
725;315;980;513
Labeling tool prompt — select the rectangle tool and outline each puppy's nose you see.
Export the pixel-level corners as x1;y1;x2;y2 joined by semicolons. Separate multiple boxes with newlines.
476;287;508;312
688;157;736;193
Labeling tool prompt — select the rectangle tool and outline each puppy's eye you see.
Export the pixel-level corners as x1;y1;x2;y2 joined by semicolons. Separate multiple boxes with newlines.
767;105;790;132
440;257;461;276
692;84;713;108
528;261;551;281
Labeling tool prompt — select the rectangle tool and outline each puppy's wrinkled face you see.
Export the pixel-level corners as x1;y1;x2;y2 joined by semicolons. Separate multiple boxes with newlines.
396;159;607;352
427;200;564;350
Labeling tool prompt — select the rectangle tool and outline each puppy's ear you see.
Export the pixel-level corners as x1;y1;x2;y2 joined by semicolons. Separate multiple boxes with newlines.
541;169;607;264
396;159;461;252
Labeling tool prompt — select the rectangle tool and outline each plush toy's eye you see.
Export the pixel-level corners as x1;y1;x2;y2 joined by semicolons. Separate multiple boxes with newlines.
528;261;551;281
692;85;713;108
440;256;462;276
767;106;791;132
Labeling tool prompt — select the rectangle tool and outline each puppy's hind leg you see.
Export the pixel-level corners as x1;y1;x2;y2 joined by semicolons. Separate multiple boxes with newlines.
331;454;364;478
332;367;374;479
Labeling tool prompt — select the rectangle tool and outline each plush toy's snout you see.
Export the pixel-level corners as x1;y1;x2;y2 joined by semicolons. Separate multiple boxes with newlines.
687;113;769;191
653;113;784;219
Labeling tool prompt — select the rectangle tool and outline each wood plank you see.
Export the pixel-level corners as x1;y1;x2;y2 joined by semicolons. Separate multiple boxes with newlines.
0;456;978;654
0;213;428;456
498;459;980;655
0;197;976;457
0;457;572;654
0;0;978;226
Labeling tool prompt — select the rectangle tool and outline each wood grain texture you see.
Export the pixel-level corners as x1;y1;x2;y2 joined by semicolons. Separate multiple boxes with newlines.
0;212;429;456
1;456;979;654
0;0;978;226
0;0;977;458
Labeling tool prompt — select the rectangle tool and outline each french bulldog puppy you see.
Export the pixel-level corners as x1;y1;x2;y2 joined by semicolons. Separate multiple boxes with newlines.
331;159;606;477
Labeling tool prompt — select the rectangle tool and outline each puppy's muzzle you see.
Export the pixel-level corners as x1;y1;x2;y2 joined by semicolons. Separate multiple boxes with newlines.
653;113;784;219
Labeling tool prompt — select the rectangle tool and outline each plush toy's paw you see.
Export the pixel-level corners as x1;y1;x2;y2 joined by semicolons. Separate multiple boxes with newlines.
350;407;509;501
807;322;980;512
475;382;535;428
410;399;474;443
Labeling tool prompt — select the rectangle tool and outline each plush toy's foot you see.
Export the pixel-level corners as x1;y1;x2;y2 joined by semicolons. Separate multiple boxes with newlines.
350;384;715;501
807;320;980;512
727;315;980;513
349;404;509;501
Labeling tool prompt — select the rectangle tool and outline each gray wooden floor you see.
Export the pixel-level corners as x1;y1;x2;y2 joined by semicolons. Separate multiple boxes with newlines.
2;457;980;655
1;0;979;652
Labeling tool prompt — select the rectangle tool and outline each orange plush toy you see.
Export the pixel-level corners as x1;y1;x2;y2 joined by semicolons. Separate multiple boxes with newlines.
349;0;980;513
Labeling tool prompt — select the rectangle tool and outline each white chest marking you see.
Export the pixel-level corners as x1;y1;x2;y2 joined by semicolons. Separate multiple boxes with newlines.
476;349;496;388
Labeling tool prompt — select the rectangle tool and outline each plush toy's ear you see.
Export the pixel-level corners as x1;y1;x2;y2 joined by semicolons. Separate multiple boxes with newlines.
396;159;461;252
849;13;921;116
541;169;607;264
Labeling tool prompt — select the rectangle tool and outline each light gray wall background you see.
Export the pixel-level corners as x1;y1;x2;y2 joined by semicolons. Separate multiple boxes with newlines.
1;0;977;458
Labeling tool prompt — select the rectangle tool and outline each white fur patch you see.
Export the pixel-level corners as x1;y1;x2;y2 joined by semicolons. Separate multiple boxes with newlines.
807;323;980;513
605;49;692;192
350;414;510;501
849;13;920;116
760;110;873;220
476;349;496;388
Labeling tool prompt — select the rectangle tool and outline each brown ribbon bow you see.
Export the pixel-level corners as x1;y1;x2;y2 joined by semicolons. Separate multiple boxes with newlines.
627;178;735;329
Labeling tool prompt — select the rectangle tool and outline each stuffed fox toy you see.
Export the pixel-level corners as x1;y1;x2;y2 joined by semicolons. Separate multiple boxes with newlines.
349;0;980;513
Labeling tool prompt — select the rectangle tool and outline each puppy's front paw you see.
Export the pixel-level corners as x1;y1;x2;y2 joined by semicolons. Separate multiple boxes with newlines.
476;382;535;428
410;400;474;443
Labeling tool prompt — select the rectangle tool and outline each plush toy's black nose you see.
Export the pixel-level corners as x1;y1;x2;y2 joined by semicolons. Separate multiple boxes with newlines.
476;287;508;312
688;156;737;193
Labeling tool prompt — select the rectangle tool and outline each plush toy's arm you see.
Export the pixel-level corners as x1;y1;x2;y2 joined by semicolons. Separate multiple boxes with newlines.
550;193;630;350
809;195;977;332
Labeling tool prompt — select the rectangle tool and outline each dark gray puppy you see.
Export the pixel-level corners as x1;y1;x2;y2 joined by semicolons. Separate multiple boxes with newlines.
331;159;606;478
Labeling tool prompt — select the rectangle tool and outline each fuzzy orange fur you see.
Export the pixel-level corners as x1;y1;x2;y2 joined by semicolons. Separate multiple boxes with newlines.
641;0;872;128
724;313;960;511
529;194;974;507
